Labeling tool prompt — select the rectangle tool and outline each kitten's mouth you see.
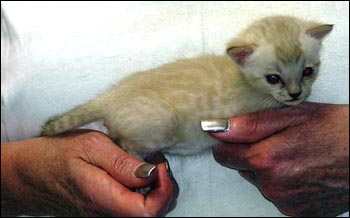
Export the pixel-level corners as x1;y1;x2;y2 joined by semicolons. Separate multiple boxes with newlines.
283;98;303;106
286;98;299;102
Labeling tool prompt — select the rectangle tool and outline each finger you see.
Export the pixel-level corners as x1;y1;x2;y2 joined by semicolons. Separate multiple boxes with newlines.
212;143;252;170
168;199;178;213
167;159;179;200
151;155;179;198
144;155;179;215
78;132;158;188
239;170;258;186
143;163;177;216
75;160;176;217
206;105;307;143
72;160;144;216
162;167;179;214
170;174;179;199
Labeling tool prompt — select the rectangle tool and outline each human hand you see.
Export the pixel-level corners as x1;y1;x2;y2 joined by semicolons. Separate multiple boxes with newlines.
1;130;178;217
207;102;349;216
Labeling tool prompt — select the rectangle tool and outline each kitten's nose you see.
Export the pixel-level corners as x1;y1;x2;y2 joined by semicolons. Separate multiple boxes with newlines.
289;91;302;99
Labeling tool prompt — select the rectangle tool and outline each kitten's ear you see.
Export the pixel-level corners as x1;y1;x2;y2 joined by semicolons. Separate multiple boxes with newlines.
306;24;333;40
227;46;254;66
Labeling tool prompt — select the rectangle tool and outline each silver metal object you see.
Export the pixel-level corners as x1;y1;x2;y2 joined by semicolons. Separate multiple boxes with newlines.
201;119;229;132
134;163;157;178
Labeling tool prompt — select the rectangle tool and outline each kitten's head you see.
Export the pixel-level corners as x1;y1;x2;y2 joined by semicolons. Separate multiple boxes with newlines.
227;16;333;106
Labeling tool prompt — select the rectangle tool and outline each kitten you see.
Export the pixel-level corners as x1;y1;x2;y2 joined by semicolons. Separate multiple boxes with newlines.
42;16;333;158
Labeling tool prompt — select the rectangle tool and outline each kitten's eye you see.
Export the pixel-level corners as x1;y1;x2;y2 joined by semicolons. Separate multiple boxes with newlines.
303;67;314;77
265;74;281;84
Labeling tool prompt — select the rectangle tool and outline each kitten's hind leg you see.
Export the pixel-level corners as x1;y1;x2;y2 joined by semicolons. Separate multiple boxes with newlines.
107;98;180;157
110;138;148;164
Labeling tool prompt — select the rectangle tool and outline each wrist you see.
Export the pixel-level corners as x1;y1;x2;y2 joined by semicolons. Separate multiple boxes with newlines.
1;141;21;216
1;138;70;216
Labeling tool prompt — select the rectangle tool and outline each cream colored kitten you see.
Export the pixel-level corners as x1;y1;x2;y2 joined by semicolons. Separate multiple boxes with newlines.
42;16;332;157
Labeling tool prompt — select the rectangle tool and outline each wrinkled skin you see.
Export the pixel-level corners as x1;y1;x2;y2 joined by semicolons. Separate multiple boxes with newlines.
1;130;178;217
211;102;349;217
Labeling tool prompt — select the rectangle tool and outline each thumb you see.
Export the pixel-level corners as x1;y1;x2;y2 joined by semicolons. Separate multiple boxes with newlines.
77;132;158;188
203;105;307;143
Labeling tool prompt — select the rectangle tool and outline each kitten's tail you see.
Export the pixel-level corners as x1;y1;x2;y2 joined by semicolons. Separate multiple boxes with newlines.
41;98;104;136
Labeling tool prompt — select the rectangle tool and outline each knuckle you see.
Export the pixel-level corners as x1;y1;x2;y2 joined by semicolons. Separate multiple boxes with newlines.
261;184;282;201
76;131;112;152
113;153;133;173
243;112;263;136
246;108;277;133
61;137;85;159
80;131;108;144
245;153;262;169
67;131;100;150
246;139;281;171
260;177;294;203
245;151;274;171
277;204;300;216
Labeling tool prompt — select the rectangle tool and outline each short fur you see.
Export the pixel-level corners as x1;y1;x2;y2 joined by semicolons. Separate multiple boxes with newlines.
42;16;332;157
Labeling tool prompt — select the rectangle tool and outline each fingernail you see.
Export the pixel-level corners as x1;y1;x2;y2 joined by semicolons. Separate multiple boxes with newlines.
134;163;157;179
201;119;229;132
164;158;172;178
